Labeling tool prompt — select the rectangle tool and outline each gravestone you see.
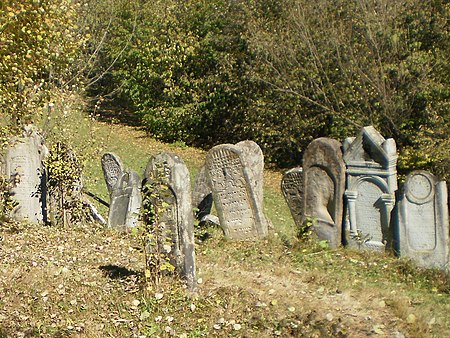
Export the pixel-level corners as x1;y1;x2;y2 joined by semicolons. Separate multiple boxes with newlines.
281;167;304;228
144;152;196;291
192;165;213;221
101;153;124;196
205;143;268;240
397;171;449;270
108;170;142;229
303;138;345;248
5;126;48;223
343;126;397;252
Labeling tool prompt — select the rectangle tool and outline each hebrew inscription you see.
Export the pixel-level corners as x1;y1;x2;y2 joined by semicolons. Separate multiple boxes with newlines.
281;167;304;227
206;145;261;240
101;153;124;195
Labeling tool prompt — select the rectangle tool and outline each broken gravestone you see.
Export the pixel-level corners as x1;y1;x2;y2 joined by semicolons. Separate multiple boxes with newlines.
343;126;397;252
303;138;346;248
4;126;48;223
101;152;124;196
144;152;196;291
108;170;142;229
397;171;449;270
205;143;268;240
281;167;304;229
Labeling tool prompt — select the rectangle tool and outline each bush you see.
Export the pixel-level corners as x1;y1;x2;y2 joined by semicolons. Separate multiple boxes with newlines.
0;0;86;128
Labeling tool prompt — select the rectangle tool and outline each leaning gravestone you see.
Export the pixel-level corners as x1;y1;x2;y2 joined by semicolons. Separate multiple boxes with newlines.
108;169;142;229
281;167;304;228
303;138;346;248
205;143;268;240
343;126;397;252
144;152;196;291
4;126;48;223
101;153;124;196
397;171;449;270
192;165;213;221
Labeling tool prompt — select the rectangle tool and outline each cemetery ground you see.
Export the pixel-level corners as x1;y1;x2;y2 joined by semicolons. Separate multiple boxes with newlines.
1;108;450;337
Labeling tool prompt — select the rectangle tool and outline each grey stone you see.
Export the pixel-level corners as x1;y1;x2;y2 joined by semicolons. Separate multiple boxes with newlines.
303;138;345;248
397;171;449;270
192;166;213;220
281;167;304;228
199;214;220;227
101;153;124;196
144;152;196;291
108;170;142;229
205;143;268;240
235;140;269;230
343;126;398;252
5;126;48;223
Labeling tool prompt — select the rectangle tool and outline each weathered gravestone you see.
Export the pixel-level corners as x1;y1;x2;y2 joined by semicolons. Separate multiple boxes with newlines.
101;153;124;196
303;138;345;248
192;165;213;221
144;152;196;291
397;171;449;270
281;167;304;228
205;143;268;240
4;126;48;223
108;170;142;229
343;126;397;252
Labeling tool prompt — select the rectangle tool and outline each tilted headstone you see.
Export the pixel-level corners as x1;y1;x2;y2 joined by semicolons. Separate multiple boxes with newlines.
192;165;213;221
281;167;304;228
205;143;268;240
343;126;398;252
303;138;345;248
5;126;48;223
144;152;196;291
397;171;449;270
108;169;142;229
101;153;124;196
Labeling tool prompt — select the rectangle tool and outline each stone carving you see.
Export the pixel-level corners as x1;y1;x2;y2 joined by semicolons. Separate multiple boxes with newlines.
343;126;397;251
281;167;304;228
192;166;213;221
397;171;449;270
144;152;196;290
108;170;142;229
101;153;124;196
4;126;48;223
303;138;345;248
205;144;268;240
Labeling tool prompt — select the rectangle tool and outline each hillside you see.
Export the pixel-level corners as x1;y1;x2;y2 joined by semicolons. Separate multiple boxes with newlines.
0;112;449;337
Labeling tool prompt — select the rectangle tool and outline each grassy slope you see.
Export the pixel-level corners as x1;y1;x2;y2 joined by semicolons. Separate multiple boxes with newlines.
0;106;449;337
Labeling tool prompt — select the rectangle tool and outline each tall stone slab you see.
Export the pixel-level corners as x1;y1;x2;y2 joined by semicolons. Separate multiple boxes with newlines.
144;152;196;291
5;126;48;223
108;170;142;229
281;167;304;228
101;153;124;196
343;126;398;252
205;144;268;240
397;171;449;270
303;138;345;248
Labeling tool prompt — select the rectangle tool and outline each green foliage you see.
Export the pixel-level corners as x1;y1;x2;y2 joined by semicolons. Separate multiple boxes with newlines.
0;0;86;128
45;142;87;226
85;0;448;176
247;0;450;173
0;174;17;223
138;176;176;293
